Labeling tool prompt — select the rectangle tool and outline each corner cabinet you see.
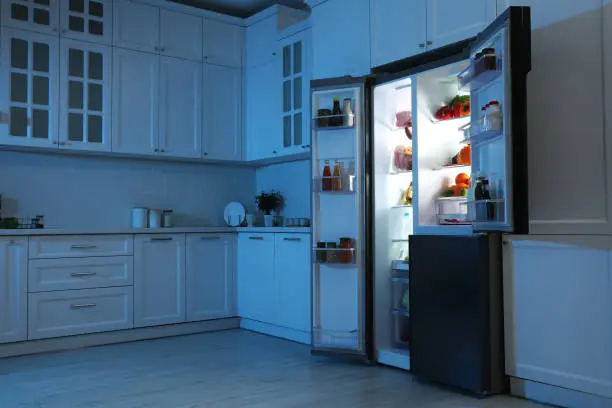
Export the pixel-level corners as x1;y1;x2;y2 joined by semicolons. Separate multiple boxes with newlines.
134;234;186;328
0;28;59;148
1;0;60;35
0;238;28;344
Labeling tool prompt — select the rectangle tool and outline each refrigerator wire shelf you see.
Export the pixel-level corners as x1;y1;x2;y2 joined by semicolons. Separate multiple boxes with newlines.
458;53;503;91
313;328;359;349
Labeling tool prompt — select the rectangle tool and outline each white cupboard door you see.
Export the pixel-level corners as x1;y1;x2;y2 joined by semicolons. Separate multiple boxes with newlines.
113;0;159;53
1;0;59;35
186;234;235;321
426;0;497;50
204;19;244;68
160;9;202;61
134;235;186;328
203;64;242;161
311;0;371;80
245;15;277;68
0;28;59;148
59;39;111;151
60;0;112;44
159;57;202;159
275;234;311;333
237;234;275;323
0;238;27;344
112;48;158;155
370;0;427;67
504;238;612;397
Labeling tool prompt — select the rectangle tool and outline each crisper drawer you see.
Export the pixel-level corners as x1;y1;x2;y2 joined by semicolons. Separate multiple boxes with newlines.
29;235;133;259
28;287;134;340
29;257;134;292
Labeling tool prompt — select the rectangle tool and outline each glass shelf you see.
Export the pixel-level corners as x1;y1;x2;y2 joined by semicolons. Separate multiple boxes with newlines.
391;205;412;209
389;169;412;175
433;164;471;171
430;115;470;124
391;259;409;271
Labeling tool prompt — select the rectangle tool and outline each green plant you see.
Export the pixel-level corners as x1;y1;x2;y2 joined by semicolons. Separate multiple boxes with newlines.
255;191;283;215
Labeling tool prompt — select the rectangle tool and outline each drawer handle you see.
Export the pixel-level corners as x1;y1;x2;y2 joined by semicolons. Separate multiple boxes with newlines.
283;238;302;242
70;303;97;309
248;236;264;240
200;236;221;240
71;272;97;277
151;237;173;241
71;244;98;249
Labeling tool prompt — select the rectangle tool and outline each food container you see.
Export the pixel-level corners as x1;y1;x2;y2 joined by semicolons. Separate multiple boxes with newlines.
435;197;470;225
317;109;332;128
132;207;149;228
315;242;327;263
339;238;353;263
326;242;338;263
162;209;173;228
148;209;162;229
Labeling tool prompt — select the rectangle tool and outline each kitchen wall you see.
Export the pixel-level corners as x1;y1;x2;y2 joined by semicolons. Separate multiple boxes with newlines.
255;160;310;219
0;152;256;229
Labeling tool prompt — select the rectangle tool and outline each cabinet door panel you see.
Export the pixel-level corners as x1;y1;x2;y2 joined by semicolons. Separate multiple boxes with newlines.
0;238;27;344
275;234;310;332
237;234;275;323
1;0;59;34
112;48;158;155
186;234;235;321
134;235;186;327
113;0;159;53
160;9;202;61
159;57;202;158
60;0;112;44
204;19;243;68
245;16;277;68
203;64;242;160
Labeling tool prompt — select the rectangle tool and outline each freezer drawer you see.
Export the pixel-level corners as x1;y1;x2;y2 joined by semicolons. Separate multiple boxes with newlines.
29;235;134;259
28;287;134;340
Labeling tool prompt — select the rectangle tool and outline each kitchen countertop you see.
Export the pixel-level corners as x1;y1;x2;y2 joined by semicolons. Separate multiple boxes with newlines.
0;226;311;236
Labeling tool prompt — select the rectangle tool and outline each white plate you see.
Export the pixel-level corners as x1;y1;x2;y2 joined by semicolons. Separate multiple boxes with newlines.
224;202;246;227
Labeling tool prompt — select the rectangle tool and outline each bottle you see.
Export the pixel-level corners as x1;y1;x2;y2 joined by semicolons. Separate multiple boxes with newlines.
347;160;356;192
482;179;495;221
343;98;354;127
332;160;342;191
331;98;342;126
322;160;332;191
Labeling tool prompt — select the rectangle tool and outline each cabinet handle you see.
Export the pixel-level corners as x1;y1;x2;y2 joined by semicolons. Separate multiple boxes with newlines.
154;148;159;152
160;48;166;52
71;272;97;277
150;237;173;241
70;244;97;249
272;52;277;56
203;152;208;156
200;236;221;240
70;303;97;309
272;150;277;154
283;237;302;242
160;149;165;153
248;236;264;240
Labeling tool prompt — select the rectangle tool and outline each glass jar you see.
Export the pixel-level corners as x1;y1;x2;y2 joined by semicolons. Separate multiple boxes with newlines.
339;238;353;263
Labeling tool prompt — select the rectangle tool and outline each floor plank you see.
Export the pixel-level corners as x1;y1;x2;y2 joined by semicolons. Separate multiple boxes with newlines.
0;329;545;408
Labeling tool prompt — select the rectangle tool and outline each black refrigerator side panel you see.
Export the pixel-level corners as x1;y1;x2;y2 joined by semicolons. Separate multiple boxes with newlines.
409;234;507;395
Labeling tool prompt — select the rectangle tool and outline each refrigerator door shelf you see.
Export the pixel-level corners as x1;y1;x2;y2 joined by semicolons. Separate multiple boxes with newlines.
458;122;504;146
457;53;503;92
313;114;356;131
313;327;360;350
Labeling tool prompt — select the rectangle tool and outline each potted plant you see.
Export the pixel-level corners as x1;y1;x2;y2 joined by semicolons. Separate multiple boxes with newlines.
255;191;283;227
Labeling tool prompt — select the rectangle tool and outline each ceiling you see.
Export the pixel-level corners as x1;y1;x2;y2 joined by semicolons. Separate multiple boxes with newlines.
170;0;308;18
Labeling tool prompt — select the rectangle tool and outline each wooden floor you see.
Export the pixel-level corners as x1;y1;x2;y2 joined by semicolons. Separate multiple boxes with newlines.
0;329;545;408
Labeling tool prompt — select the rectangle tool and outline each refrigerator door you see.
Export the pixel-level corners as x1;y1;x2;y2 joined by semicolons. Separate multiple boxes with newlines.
460;7;531;233
310;77;373;360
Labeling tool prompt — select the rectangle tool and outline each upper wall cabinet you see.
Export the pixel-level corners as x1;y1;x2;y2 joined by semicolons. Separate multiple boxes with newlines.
204;19;244;68
370;0;427;68
113;0;159;53
311;0;370;80
59;39;112;151
60;0;113;45
159;9;202;61
246;15;278;68
0;28;59;148
1;0;60;35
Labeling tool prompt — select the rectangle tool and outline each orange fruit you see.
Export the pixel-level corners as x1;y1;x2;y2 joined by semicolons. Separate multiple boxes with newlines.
450;185;461;196
456;183;469;189
455;173;470;185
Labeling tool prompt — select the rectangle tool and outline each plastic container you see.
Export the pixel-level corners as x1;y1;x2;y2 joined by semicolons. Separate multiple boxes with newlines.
435;197;470;225
149;209;162;229
132;207;149;228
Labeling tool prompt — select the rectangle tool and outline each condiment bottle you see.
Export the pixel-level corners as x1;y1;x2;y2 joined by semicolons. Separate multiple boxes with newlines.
343;98;354;127
332;160;342;191
339;238;353;263
322;160;332;191
331;98;342;126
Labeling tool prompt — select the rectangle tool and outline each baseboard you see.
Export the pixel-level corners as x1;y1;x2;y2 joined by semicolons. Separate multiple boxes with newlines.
510;377;612;408
0;318;240;359
240;318;311;344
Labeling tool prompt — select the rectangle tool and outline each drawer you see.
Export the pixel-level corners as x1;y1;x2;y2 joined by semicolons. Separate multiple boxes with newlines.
28;287;134;340
29;257;133;292
29;235;133;259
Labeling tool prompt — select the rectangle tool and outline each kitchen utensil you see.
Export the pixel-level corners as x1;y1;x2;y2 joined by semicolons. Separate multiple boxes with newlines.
224;202;246;227
132;207;149;228
149;209;162;228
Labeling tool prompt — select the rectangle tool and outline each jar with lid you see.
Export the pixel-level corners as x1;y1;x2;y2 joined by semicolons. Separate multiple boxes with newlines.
339;238;353;263
485;101;503;132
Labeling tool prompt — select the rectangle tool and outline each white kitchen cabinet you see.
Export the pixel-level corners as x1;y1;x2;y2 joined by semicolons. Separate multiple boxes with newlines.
0;238;27;344
237;233;275;323
159;9;202;61
112;48;158;156
29;235;133;259
311;0;371;80
113;0;159;53
186;234;235;321
60;0;112;45
274;234;310;333
134;234;186;328
59;39;112;151
0;28;59;148
1;0;60;35
246;14;277;68
204;19;244;68
370;0;427;68
426;0;497;51
203;64;242;160
159;57;202;159
504;237;612;398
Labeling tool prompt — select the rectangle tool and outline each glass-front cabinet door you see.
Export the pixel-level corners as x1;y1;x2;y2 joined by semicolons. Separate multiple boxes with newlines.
280;29;310;155
60;0;112;45
59;39;111;151
1;0;60;35
0;28;59;148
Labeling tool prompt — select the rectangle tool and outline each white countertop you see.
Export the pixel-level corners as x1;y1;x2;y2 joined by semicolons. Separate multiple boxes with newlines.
0;226;311;236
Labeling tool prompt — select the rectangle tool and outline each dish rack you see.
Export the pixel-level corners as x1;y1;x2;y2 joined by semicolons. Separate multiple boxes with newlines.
0;216;45;229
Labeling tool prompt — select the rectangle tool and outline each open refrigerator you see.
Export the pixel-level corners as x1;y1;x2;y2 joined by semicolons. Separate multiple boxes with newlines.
310;7;531;393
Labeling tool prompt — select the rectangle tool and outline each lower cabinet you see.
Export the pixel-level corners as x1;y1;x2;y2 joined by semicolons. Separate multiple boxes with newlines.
0;238;27;344
186;233;235;321
134;234;186;328
504;236;612;398
28;287;133;340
